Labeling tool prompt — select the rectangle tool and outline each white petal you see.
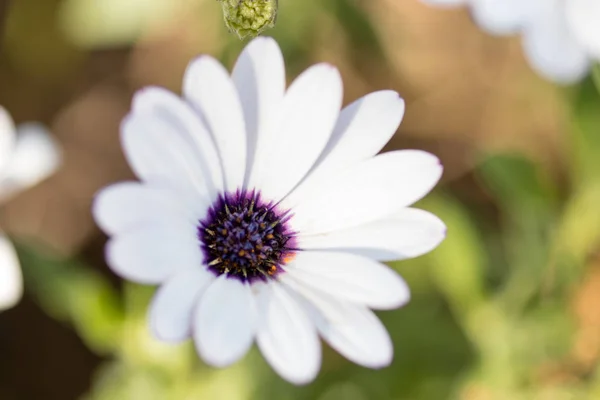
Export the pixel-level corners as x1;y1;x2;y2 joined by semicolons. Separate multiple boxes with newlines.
298;208;446;261
469;0;533;35
232;37;286;188
106;225;202;284
420;0;467;6
289;284;393;369
287;91;405;204
0;106;16;173
313;90;405;177
0;234;22;310
248;64;343;202
121;113;213;200
93;181;206;235
255;282;321;385
149;267;214;342
194;275;256;367
286;150;443;235
566;0;600;60
131;86;223;199
183;56;247;192
282;251;410;310
0;123;60;203
521;3;590;84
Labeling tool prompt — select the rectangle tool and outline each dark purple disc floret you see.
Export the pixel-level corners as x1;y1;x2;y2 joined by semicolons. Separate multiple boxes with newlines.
197;190;297;283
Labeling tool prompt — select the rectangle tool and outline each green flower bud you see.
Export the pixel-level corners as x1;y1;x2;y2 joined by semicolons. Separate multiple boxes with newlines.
218;0;278;39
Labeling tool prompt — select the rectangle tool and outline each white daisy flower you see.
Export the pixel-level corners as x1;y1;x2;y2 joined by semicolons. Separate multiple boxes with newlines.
0;106;61;310
420;0;600;84
93;37;445;384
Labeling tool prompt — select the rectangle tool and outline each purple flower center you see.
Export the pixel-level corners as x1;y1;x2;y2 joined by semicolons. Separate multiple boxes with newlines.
198;191;296;283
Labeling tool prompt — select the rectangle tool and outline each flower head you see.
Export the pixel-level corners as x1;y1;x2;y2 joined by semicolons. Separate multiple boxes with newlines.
219;0;278;39
0;106;61;310
93;37;445;384
421;0;600;84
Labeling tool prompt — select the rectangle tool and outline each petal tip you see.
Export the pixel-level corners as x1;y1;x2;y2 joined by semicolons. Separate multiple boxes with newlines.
195;340;249;368
314;63;342;79
249;35;277;47
370;354;394;370
90;192;106;231
148;306;190;344
104;238;156;285
387;276;412;310
279;367;319;386
131;86;164;111
186;54;220;72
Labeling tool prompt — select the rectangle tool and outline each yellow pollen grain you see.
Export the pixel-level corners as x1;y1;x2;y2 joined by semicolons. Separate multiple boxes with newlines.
283;253;296;264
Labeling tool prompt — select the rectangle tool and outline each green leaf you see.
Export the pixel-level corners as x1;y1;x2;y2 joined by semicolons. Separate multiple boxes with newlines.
553;183;600;271
477;153;557;309
326;0;385;60
477;153;557;216
592;64;600;95
570;77;600;186
16;242;124;354
419;195;487;316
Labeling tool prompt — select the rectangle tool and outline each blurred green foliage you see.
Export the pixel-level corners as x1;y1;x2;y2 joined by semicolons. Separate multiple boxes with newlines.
592;65;600;96
5;0;600;399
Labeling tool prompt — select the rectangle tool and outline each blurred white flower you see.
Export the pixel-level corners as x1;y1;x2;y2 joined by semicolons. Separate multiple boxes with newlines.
421;0;600;83
0;107;61;310
93;37;445;384
566;0;600;61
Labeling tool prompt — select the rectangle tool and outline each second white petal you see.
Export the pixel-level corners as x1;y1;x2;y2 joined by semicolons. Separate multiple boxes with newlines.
149;268;214;342
292;285;393;369
0;234;22;311
255;282;321;385
194;275;256;367
184;56;247;192
298;208;446;261
286;150;442;235
249;64;343;202
283;251;410;310
106;225;202;284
